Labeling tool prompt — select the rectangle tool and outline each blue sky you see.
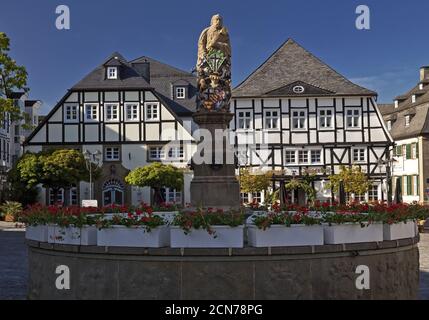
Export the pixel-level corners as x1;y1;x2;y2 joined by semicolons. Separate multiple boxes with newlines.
1;0;428;114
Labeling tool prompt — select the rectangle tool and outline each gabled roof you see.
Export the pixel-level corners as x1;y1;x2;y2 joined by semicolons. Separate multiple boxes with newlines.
233;39;376;97
8;92;26;100
72;52;152;90
131;56;197;114
25;100;41;107
265;80;334;97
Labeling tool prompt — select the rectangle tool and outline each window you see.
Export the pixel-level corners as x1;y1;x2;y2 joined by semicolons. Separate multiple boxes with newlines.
149;146;165;160
346;108;361;128
353;148;366;163
298;150;308;163
49;189;64;206
251;192;262;204
368;185;379;202
405;144;412;159
264;110;279;129
85;104;98;121
168;146;184;159
107;67;118;79
237;111;252;130
292;110;306;130
285;150;296;164
395;100;399;109
162;188;182;204
104;103;119;121
310;150;321;164
125;103;139;121
105;147;120;161
412;95;416;103
145;102;160;121
176;87;186;99
65;104;78;121
354;193;365;203
412;143;418;159
319;109;333;128
405;115;410;127
293;86;305;94
387;121;392;131
241;193;249;204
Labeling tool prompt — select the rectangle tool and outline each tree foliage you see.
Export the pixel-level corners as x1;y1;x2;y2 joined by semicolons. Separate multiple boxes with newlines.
239;169;271;193
284;179;316;202
0;32;29;123
327;165;371;195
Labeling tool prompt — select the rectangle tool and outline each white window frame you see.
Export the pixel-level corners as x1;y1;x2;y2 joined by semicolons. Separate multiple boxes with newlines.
394;100;399;108
84;104;99;122
105;147;120;161
149;146;165;161
125;103;139;121
298;150;309;164
310;149;322;164
285;149;297;164
105;103;119;122
368;184;379;202
144;102;160;121
237;110;253;130
176;87;186;99
264;109;280;130
412;95;416;103
291;109;307;131
107;67;118;80
64;104;79;122
163;187;182;204
318;108;333;129
345;108;361;129
167;146;184;160
387;120;392;131
405;115;410;127
49;188;64;205
352;147;366;163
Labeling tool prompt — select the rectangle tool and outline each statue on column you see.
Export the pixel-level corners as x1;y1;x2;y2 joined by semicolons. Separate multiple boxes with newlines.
196;14;232;112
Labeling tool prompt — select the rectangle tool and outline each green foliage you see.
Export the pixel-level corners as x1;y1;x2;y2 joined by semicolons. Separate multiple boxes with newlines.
284;179;316;202
327;166;371;195
125;162;184;191
239;169;271;193
6;160;38;206
0;201;22;219
0;32;29;123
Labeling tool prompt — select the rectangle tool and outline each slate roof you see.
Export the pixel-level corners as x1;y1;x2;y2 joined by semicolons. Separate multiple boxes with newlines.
8;92;26;100
71;53;196;116
379;77;429;140
233;39;376;97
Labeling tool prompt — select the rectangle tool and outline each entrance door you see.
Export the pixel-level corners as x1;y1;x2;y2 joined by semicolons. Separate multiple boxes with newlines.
102;179;124;206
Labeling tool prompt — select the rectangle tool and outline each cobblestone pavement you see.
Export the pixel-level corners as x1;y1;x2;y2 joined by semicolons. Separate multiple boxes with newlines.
0;227;428;300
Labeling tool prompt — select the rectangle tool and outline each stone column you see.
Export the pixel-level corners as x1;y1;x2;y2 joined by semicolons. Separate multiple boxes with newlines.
190;112;240;209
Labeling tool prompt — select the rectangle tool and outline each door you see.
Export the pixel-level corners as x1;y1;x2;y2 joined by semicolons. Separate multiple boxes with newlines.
102;179;124;206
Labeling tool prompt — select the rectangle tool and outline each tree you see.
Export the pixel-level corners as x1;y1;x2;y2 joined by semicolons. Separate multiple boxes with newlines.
239;169;271;194
0;32;30;125
16;149;98;205
327;166;371;200
6;158;39;206
125;162;184;205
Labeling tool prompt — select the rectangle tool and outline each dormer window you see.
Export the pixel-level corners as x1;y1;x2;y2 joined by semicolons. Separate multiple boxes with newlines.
405;115;410;127
412;95;416;103
107;67;118;79
395;100;399;108
419;83;424;90
176;87;186;99
387;120;392;131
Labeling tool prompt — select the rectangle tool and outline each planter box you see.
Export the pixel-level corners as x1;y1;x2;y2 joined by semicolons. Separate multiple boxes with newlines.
383;221;416;241
26;225;48;242
48;225;97;245
323;222;383;244
248;225;324;247
97;225;169;248
153;211;178;224
170;226;244;248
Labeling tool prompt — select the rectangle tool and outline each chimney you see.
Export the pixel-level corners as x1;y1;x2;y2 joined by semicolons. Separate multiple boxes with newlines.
420;66;429;82
132;59;150;83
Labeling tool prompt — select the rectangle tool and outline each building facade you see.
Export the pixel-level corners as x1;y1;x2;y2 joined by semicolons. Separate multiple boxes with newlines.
380;66;429;204
231;39;393;204
24;40;393;206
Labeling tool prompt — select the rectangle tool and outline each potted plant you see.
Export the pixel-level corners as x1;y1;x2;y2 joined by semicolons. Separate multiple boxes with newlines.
96;212;168;248
322;207;383;244
247;209;324;247
376;203;419;240
20;204;51;242
0;201;22;222
170;208;245;248
47;207;98;245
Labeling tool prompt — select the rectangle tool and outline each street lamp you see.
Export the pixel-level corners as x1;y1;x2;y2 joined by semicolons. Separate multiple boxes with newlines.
84;150;102;200
378;156;398;205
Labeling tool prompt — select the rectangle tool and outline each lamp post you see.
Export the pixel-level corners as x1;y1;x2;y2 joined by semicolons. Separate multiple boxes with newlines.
84;150;102;200
378;156;397;205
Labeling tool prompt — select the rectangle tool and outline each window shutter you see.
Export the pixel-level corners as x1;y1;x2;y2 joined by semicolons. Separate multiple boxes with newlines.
406;145;411;159
396;145;402;156
407;176;412;196
416;143;419;158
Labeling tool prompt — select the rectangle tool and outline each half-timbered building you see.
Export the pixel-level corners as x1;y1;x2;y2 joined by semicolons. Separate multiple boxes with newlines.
24;53;196;206
231;39;393;203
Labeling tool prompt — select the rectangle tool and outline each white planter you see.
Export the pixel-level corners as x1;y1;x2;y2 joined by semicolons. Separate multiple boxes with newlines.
383;221;416;241
323;222;383;244
153;211;178;224
48;225;97;245
170;226;244;248
97;225;169;248
25;225;48;242
248;224;324;247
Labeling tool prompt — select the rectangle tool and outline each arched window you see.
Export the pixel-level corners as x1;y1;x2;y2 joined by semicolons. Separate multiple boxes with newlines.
102;179;124;206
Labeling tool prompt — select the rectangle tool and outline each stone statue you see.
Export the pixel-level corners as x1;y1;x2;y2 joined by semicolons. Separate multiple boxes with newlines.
196;14;232;112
